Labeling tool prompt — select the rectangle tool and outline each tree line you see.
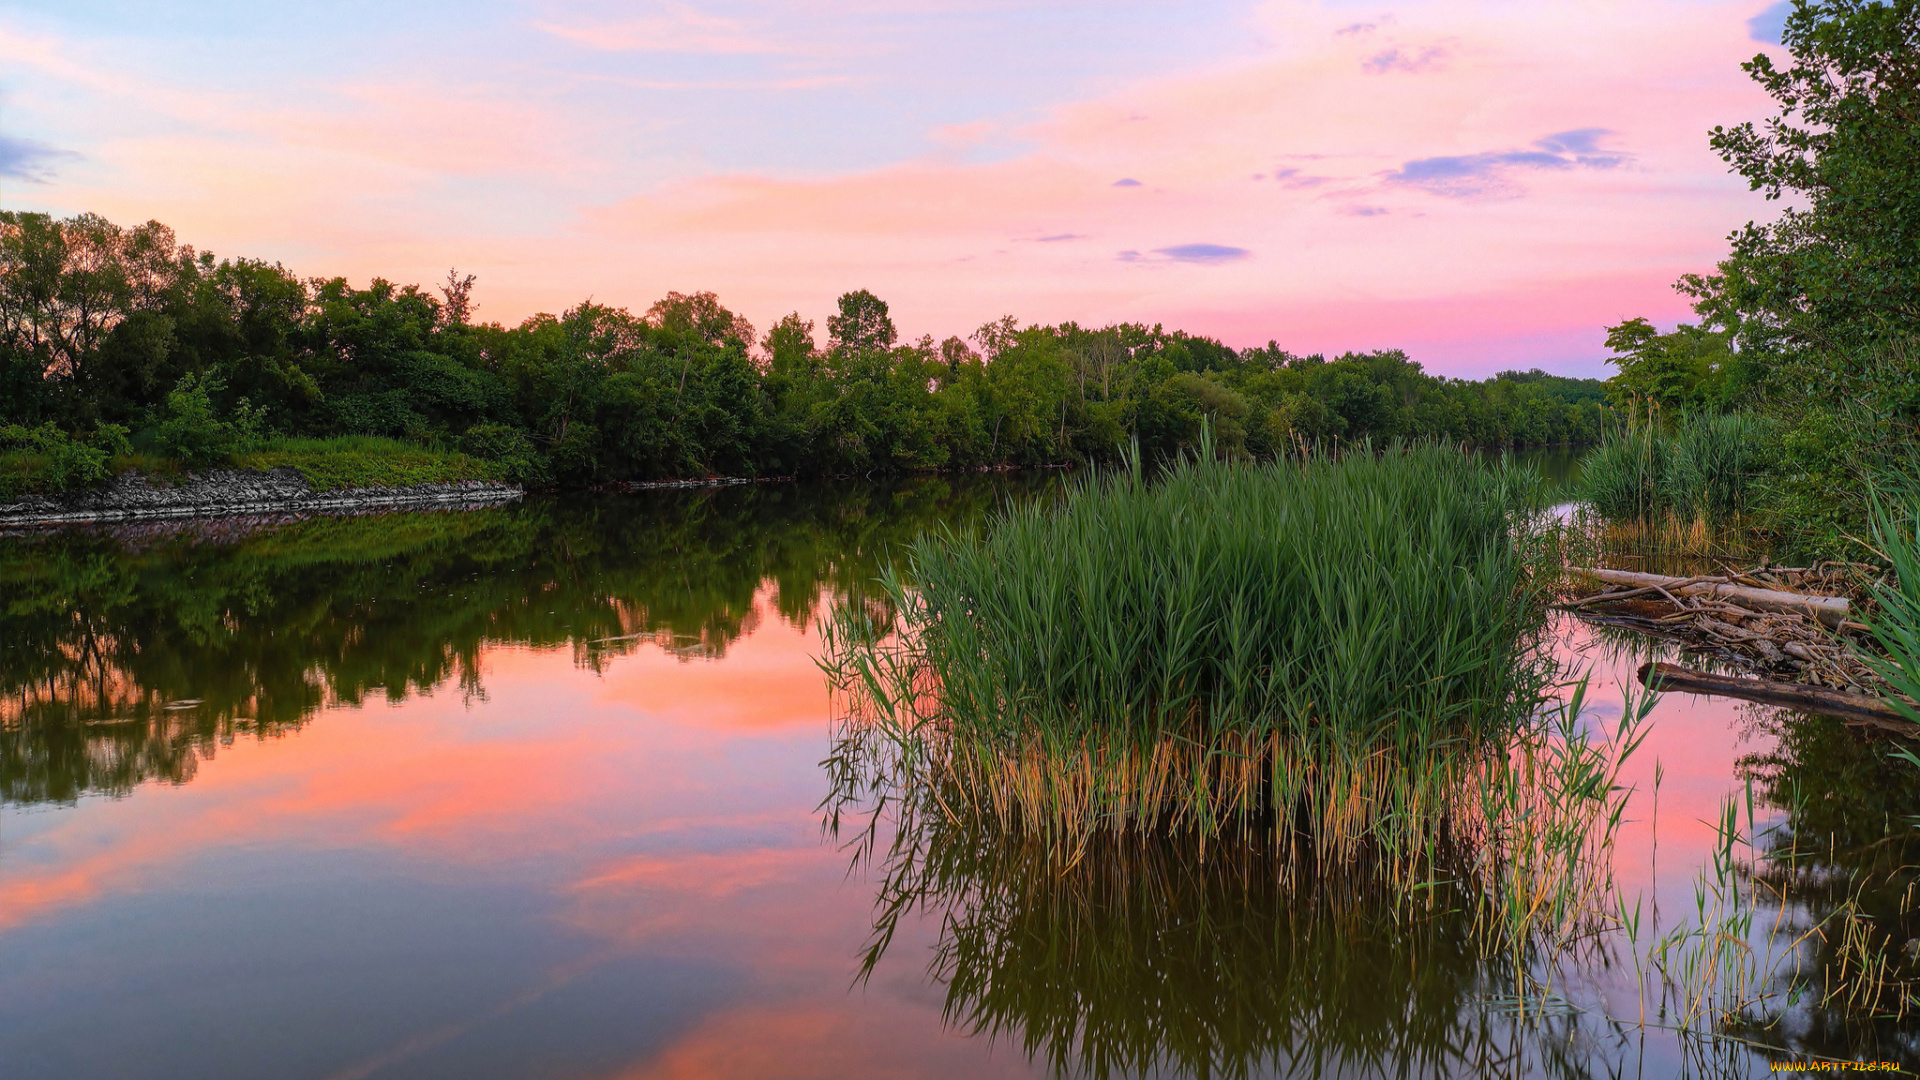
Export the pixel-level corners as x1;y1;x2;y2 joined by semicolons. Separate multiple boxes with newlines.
0;211;1606;490
1590;0;1918;551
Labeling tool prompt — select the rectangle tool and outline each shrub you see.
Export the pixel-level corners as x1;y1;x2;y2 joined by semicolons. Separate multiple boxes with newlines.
1668;411;1766;524
457;423;549;488
151;372;261;467
0;422;124;499
1577;412;1765;528
1864;492;1920;726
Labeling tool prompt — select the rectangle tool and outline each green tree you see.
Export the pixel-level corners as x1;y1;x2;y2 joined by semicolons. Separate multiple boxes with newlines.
827;289;897;358
1682;0;1920;361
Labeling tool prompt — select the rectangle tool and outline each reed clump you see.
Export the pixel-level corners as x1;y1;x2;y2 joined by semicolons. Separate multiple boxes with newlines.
824;442;1568;864
1576;414;1766;541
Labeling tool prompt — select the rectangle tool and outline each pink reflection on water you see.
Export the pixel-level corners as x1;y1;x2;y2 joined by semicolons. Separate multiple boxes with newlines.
0;583;1806;1076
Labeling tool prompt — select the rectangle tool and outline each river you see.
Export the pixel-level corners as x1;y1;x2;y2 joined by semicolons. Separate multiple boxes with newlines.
1;470;1912;1078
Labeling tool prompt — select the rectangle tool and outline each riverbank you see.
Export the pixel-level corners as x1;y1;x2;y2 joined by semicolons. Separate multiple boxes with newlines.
0;467;522;527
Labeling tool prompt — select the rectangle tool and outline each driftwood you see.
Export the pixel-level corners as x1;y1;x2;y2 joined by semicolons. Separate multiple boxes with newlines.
1638;662;1920;736
1570;567;1851;629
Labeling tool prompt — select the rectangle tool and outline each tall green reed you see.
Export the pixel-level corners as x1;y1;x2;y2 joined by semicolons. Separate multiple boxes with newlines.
1577;413;1765;529
1864;492;1920;725
822;441;1563;851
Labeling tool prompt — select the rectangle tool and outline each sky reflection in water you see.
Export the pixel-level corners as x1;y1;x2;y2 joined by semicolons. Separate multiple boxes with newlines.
0;473;1912;1078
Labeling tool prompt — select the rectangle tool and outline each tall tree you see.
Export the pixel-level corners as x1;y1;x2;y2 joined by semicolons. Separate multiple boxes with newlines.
826;289;896;358
1682;0;1920;360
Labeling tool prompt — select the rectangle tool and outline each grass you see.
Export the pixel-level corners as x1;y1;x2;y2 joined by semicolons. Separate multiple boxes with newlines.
824;442;1580;862
1863;493;1920;726
6;435;508;499
229;436;506;491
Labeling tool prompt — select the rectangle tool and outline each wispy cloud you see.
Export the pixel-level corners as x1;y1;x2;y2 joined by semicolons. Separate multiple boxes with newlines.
1123;243;1249;264
1111;177;1143;187
1386;130;1627;196
1747;0;1791;44
1362;47;1445;75
1034;233;1084;242
1270;167;1326;189
0;133;74;181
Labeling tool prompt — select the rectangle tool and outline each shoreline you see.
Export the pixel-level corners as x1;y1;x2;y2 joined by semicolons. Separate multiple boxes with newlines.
0;467;523;528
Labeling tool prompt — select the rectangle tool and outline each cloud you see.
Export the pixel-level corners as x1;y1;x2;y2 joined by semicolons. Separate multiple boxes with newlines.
1344;206;1390;217
1034;233;1083;242
1747;1;1791;45
1386;130;1626;196
1336;22;1377;36
1270;167;1326;189
1154;243;1250;263
1111;177;1143;187
0;133;74;181
1534;127;1628;166
1362;47;1445;75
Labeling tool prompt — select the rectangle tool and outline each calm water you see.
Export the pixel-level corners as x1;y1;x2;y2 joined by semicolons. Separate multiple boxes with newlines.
2;473;1914;1078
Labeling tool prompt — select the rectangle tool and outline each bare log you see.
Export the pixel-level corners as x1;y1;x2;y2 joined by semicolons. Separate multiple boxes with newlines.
1570;567;1851;629
1637;661;1919;735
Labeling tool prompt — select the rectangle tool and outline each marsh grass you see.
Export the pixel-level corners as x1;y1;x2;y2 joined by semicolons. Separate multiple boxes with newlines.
1576;415;1767;556
822;442;1563;847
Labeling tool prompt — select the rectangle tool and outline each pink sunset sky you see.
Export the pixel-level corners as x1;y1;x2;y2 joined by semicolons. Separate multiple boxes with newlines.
0;0;1794;377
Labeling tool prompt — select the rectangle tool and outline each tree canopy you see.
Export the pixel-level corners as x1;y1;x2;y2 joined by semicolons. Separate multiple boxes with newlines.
1;209;1607;492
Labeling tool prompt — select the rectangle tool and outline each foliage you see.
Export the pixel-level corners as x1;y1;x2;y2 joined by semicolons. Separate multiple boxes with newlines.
1575;412;1767;528
1601;317;1740;417
0;209;1608;493
151;371;263;466
0;421;127;499
1596;2;1920;553
1682;0;1920;361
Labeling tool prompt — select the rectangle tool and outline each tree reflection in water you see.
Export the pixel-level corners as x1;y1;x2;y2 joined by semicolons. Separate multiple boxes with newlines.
0;476;1059;806
1735;704;1920;1066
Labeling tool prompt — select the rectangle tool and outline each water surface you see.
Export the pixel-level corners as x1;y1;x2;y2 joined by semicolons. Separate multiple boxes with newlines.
2;476;1913;1078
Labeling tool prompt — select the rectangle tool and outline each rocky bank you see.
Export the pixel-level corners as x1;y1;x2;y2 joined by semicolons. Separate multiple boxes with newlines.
0;468;523;526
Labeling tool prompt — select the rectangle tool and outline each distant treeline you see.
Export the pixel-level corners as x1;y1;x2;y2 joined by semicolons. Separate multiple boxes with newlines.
0;211;1606;487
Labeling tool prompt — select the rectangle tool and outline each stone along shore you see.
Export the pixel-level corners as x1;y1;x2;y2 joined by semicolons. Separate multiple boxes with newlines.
0;468;523;526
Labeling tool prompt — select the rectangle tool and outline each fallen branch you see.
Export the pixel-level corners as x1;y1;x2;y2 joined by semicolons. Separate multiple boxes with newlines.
1571;567;1851;629
1637;662;1919;735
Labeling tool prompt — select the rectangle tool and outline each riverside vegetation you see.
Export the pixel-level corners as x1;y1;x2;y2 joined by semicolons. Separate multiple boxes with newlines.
1578;0;1919;558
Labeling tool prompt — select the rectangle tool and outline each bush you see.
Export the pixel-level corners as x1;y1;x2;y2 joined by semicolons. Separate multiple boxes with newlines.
151;372;261;467
457;423;549;488
1668;411;1766;523
825;442;1559;845
1577;426;1671;523
0;422;125;499
1577;412;1765;527
1864;493;1920;725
